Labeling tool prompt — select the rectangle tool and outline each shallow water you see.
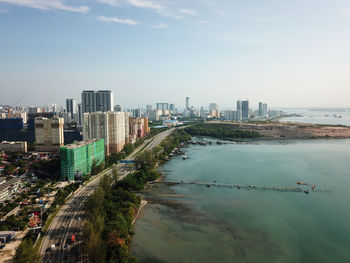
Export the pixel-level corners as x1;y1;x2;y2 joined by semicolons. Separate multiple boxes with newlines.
131;139;350;263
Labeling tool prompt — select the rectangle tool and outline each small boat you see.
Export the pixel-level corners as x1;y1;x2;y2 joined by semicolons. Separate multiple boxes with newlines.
304;190;309;194
206;184;210;188
297;182;308;185
182;155;187;160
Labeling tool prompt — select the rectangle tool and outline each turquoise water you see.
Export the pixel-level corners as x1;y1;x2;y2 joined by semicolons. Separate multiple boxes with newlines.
131;139;350;263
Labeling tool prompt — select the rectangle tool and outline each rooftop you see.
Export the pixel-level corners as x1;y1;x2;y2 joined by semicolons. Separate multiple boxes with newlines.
62;139;103;149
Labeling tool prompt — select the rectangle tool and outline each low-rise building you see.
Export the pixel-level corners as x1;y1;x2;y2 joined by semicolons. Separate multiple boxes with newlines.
0;177;21;202
0;141;27;153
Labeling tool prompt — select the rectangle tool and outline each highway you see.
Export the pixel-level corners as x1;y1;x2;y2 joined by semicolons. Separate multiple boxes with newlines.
39;128;174;263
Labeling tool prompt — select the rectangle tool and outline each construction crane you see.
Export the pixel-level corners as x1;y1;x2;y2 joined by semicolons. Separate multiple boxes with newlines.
6;96;25;118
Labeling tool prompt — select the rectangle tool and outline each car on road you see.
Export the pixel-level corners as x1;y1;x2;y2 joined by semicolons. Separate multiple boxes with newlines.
50;244;55;251
64;243;69;248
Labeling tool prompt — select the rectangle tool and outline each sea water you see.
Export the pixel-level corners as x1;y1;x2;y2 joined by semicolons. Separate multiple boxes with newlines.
131;139;350;263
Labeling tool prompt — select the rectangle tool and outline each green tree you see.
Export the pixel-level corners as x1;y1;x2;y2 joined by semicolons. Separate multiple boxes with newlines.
13;238;40;263
112;167;118;183
4;164;15;175
123;143;134;156
100;175;111;193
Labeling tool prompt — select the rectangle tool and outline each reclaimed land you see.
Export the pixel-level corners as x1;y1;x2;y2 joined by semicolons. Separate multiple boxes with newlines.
185;122;350;139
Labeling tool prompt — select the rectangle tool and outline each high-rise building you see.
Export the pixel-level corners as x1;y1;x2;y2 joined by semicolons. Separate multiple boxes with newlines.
209;103;218;111
149;110;162;121
124;112;130;144
237;100;242;111
156;103;169;111
66;99;77;120
242;100;249;120
83;112;125;155
129;117;149;141
114;105;122;112
60;139;105;181
186;97;190;110
199;107;206;118
81;90;114;113
78;103;82;126
96;90;114;112
132;108;142;118
169;104;175;112
209;103;219;118
81;90;96;113
35;117;64;152
263;103;268;116
259;102;263;116
13;112;27;123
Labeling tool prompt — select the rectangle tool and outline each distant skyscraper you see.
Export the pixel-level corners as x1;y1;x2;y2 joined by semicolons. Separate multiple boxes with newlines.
242;100;249;120
66;99;77;120
81;90;114;113
133;108;142;118
82;90;96;113
96;90;113;112
146;105;152;115
156;103;169;111
263;103;268;116
237;100;242;111
209;103;218;111
186;97;190;110
236;100;242;121
114;105;122;112
78;103;82;126
259;102;263;116
169;104;175;112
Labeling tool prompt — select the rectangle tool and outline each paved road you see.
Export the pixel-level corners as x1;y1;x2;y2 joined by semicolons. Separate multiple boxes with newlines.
39;128;174;263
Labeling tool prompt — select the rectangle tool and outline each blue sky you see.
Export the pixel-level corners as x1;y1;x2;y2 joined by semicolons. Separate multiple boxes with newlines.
1;0;350;109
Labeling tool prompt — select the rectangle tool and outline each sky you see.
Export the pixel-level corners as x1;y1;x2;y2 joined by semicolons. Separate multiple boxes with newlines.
0;0;350;110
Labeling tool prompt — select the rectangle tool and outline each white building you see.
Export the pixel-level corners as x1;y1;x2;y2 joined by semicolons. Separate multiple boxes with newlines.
35;117;64;152
83;111;126;155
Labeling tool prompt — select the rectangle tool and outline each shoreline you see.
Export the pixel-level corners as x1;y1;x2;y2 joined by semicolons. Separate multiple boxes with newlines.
133;200;148;225
194;121;350;140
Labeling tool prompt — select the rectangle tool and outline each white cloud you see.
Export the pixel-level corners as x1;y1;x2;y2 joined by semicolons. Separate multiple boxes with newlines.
97;15;138;25
178;8;196;16
97;0;183;19
0;0;90;13
151;22;168;28
126;0;163;11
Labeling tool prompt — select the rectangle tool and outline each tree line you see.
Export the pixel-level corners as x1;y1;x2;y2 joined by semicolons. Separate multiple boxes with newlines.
185;123;261;139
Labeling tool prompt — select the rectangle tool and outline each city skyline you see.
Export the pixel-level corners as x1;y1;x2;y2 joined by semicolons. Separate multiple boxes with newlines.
1;0;350;108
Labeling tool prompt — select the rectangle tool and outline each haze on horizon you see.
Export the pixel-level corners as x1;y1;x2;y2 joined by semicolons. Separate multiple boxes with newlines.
0;0;350;109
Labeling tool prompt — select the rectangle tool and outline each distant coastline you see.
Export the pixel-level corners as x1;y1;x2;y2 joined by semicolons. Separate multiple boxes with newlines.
186;122;350;140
